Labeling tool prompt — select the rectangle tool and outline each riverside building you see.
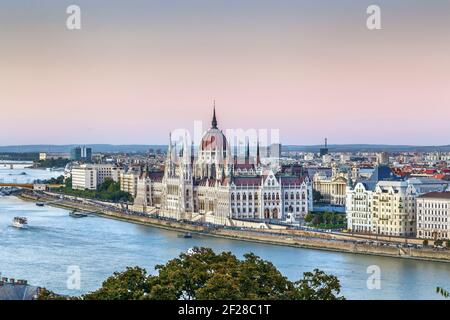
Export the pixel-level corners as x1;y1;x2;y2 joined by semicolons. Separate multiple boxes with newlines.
71;164;122;190
416;192;450;240
132;108;313;225
346;170;449;236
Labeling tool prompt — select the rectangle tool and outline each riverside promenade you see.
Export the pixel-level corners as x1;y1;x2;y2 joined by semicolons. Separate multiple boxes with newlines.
18;191;450;263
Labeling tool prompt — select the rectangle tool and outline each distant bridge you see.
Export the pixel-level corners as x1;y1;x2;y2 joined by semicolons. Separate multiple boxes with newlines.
0;183;64;189
0;161;34;169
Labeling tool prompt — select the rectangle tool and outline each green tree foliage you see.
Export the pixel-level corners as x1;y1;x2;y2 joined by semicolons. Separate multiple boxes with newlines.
304;214;313;223
35;158;70;168
38;288;75;300
83;267;151;300
0;152;38;161
436;287;450;298
312;190;323;202
46;248;344;300
55;177;132;203
305;212;346;229
40;175;65;185
423;239;429;246
65;177;72;189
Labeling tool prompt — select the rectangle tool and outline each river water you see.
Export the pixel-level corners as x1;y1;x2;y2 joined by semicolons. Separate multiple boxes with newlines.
1;168;450;299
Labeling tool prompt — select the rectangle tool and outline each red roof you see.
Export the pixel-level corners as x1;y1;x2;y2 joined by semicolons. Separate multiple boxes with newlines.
233;177;262;187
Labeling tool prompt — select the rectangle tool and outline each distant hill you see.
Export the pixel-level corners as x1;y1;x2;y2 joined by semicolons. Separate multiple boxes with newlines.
0;145;167;153
0;144;449;153
283;144;450;153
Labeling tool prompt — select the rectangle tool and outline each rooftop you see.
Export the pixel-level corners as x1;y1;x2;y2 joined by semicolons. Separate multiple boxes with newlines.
0;278;40;300
418;192;450;200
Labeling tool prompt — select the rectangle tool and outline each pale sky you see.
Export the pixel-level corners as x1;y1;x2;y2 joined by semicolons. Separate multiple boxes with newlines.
0;0;449;145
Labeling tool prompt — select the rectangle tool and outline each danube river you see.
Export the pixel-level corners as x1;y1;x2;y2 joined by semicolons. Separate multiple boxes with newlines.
1;168;450;299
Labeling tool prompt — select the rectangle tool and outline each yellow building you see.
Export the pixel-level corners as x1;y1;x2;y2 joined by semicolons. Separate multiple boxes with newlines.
313;170;348;206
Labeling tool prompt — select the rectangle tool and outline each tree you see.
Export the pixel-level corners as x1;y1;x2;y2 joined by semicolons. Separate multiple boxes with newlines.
65;177;72;189
304;214;314;223
423;239;429;246
43;248;345;300
313;190;323;202
294;269;343;300
436;287;450;298
83;267;151;300
38;288;73;300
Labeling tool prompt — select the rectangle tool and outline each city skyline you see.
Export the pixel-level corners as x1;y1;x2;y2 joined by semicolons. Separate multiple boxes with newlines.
1;0;449;145
2;1;450;304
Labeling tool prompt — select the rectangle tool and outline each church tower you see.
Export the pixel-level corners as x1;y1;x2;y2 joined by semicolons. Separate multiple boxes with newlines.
195;103;231;181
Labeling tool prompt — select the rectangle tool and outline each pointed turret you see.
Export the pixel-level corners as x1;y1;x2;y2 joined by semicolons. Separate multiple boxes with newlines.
245;139;250;164
211;101;218;129
256;137;261;166
166;132;176;177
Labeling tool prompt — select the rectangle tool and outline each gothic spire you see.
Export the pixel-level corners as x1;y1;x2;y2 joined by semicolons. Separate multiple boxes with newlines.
167;132;172;160
245;139;250;164
256;137;261;166
211;100;218;129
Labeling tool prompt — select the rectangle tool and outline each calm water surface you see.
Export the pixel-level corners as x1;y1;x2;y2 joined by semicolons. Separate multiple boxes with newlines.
1;169;449;299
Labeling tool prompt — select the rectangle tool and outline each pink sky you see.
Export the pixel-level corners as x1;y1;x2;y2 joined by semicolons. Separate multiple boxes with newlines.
1;1;449;145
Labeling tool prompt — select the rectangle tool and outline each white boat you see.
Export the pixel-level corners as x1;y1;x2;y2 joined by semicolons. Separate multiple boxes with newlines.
12;217;28;229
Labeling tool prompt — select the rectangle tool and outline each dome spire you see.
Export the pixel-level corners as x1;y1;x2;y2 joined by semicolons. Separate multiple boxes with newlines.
211;100;218;129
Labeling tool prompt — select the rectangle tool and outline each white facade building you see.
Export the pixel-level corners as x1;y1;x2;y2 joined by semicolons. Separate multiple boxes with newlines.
120;168;141;198
132;109;313;225
346;170;448;236
417;192;450;240
71;164;122;190
346;182;373;233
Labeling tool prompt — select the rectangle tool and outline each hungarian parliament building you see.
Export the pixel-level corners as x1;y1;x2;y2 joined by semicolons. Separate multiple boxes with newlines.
130;109;313;225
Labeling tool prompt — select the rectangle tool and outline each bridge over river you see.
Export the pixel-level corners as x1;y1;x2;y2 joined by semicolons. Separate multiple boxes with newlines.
0;161;34;169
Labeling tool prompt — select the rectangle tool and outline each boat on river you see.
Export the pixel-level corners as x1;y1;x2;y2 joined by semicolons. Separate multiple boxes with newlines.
69;210;88;218
178;232;193;239
12;217;28;229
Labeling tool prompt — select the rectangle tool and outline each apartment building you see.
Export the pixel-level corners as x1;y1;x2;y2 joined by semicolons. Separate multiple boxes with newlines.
347;167;448;237
120;167;141;198
417;192;450;240
71;164;122;190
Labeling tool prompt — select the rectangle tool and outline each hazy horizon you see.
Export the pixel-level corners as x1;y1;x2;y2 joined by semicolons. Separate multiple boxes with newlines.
1;0;449;145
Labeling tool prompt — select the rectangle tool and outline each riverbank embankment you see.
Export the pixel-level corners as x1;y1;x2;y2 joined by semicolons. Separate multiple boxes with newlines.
17;192;450;263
